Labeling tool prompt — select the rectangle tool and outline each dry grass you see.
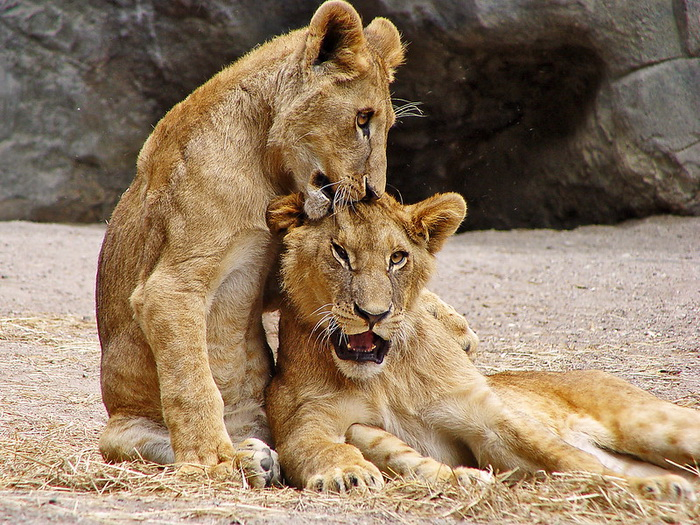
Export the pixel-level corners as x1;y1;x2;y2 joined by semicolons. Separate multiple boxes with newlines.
1;315;699;524
2;444;699;524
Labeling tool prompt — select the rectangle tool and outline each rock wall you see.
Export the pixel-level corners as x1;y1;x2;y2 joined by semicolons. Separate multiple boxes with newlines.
1;0;698;228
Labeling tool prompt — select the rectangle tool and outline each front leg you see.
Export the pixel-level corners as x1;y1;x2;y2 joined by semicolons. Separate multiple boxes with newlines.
131;264;235;467
283;424;383;492
472;403;696;502
267;391;383;492
346;424;493;488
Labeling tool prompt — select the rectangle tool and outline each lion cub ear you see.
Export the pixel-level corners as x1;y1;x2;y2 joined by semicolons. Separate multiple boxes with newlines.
305;1;370;77
364;18;405;82
407;193;467;254
266;193;307;234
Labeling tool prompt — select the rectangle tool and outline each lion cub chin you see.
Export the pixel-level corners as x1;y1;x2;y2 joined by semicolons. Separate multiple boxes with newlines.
265;191;699;501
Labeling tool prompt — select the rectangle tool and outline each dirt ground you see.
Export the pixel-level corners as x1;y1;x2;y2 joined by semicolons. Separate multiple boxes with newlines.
0;216;698;524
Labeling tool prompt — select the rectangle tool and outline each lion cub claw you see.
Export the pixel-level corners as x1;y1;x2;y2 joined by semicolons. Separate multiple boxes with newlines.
630;475;697;502
307;462;384;493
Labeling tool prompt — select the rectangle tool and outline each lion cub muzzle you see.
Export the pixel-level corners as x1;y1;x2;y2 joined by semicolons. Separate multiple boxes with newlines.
310;171;379;203
331;299;394;365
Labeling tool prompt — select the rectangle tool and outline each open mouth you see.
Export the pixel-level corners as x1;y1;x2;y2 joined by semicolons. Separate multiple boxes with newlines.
312;171;335;201
330;328;390;364
313;171;376;204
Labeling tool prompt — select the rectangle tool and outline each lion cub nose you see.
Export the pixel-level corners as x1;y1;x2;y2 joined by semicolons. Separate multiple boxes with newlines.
354;304;390;329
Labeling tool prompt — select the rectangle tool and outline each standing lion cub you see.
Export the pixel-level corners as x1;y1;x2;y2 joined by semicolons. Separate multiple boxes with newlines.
265;191;699;501
96;1;406;487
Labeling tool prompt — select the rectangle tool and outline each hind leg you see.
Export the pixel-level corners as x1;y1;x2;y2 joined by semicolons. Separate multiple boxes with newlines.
489;370;698;501
513;370;700;471
440;370;697;501
584;372;700;470
99;414;174;464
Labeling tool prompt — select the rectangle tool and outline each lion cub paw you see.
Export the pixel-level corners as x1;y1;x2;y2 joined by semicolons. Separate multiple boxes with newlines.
306;461;384;493
421;291;478;355
413;463;494;488
630;474;697;502
174;438;280;488
235;438;281;488
452;466;495;488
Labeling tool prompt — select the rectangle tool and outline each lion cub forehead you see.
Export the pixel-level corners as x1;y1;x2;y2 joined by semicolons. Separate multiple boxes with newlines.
331;198;412;247
341;194;407;223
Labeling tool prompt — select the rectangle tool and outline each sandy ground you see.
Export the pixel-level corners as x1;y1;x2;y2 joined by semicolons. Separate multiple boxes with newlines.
0;216;698;523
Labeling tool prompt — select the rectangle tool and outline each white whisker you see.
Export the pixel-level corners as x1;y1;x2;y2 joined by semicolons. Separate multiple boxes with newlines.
333;183;348;213
319;180;342;195
311;303;334;317
348;186;357;213
387;183;404;204
393;98;425;120
306;304;335;348
319;317;339;347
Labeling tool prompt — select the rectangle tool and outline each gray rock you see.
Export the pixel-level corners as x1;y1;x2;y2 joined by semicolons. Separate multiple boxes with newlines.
0;0;315;221
1;0;698;228
679;0;700;55
611;59;700;214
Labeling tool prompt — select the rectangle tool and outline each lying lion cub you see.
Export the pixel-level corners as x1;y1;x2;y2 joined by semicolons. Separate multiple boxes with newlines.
265;191;699;500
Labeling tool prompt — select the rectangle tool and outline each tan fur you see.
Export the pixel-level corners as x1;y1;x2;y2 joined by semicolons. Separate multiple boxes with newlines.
96;1;406;487
265;192;699;501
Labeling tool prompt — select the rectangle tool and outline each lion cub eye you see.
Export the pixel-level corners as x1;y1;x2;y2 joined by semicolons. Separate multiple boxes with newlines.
356;110;373;138
331;241;351;267
389;251;408;269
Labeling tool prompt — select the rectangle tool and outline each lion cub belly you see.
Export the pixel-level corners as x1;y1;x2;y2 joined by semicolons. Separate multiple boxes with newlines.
205;231;275;406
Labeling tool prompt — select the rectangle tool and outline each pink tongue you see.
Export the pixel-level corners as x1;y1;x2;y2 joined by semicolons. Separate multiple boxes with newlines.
348;331;374;352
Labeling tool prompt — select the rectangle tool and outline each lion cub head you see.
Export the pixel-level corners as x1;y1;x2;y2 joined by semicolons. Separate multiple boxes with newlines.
267;1;405;218
267;192;466;379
